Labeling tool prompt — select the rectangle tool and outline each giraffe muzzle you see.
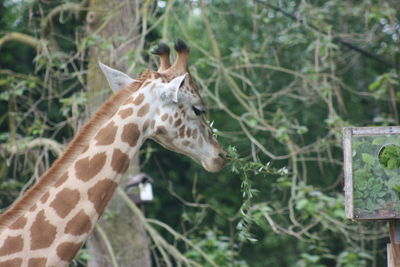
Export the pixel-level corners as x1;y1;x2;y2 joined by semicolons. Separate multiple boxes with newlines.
201;156;226;173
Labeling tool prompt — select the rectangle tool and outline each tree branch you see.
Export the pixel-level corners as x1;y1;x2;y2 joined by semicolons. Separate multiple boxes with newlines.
254;0;395;68
41;1;87;35
0;138;64;156
0;32;42;49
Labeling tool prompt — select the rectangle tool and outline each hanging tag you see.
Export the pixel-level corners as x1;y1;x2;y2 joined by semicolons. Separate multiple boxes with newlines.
139;182;153;201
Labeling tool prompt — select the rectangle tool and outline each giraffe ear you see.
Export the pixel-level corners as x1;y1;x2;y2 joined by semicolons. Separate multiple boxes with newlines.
99;62;138;93
160;73;187;103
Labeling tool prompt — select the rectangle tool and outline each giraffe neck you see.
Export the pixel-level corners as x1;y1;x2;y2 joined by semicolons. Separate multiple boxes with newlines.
0;86;139;231
0;85;153;266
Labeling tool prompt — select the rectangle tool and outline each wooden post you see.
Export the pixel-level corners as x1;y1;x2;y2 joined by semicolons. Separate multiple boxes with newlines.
388;220;400;267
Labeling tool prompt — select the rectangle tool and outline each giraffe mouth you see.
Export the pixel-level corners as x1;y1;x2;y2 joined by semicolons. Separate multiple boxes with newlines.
201;157;226;173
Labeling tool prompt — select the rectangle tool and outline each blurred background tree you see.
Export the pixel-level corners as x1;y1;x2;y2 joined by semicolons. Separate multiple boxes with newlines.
0;0;399;266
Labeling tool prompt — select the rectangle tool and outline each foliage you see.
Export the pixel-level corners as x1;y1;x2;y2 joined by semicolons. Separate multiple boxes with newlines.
184;230;248;267
353;136;400;218
225;145;288;243
379;144;400;170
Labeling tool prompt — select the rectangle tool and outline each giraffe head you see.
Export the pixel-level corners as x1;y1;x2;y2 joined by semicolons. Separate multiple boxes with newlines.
100;40;225;172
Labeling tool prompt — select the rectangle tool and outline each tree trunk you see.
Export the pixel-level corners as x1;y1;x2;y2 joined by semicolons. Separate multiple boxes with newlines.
85;0;151;266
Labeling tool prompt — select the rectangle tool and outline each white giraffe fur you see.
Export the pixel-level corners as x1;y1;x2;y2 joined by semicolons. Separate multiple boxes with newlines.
99;62;139;93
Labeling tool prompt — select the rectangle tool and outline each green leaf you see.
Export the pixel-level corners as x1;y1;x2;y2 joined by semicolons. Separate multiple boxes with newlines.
296;199;309;210
361;153;375;166
392;184;400;192
368;78;382;91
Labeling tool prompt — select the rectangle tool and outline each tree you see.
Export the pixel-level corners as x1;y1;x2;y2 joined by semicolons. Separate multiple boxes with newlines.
84;0;151;266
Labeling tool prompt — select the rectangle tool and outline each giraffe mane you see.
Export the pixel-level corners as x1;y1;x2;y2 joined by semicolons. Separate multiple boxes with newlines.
0;79;146;231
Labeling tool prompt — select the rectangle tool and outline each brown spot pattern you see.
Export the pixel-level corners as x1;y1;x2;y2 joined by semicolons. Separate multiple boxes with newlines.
156;126;167;135
161;113;168;121
179;126;185;138
118;108;133;119
186;128;192;137
125;96;134;104
174;119;182;127
30;211;57;250
81;145;89;154
121;123;140;147
110;110;117;118
133;94;145;105
142;120;150;132
111;149;130;174
29;204;37;212
75;152;107;181
56;241;83;262
28;258;47;267
150;120;155;129
192;129;198;139
9;216;27;230
95;122;118;146
137;103;150;117
0;258;22;267
54;172;68;188
50;188;80;218
88;179;118;215
40;192;50;203
0;235;23;256
65;210;92;236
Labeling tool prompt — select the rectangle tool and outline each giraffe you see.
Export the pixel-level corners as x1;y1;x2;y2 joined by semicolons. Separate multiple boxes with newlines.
0;40;225;266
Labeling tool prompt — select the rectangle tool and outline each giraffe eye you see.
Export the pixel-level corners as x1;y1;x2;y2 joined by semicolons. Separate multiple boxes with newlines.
192;106;202;116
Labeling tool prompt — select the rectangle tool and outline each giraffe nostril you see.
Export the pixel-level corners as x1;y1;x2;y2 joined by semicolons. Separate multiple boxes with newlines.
218;151;227;157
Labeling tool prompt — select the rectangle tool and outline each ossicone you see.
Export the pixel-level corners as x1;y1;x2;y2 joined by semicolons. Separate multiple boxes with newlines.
169;39;190;73
174;39;189;53
152;39;190;74
152;42;171;71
